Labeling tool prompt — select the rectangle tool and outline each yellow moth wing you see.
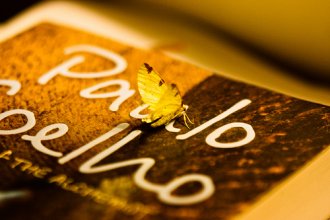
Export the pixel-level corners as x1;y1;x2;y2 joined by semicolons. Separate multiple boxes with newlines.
137;63;168;111
137;63;185;127
147;86;184;127
156;83;182;109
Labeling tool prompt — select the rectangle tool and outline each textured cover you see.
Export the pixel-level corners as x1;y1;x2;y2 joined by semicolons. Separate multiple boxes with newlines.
0;23;329;219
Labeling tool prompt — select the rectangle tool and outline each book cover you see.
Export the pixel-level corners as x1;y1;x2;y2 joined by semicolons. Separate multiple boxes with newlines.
0;22;329;219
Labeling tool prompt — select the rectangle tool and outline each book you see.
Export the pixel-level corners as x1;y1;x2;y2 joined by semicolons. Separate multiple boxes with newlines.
0;2;329;220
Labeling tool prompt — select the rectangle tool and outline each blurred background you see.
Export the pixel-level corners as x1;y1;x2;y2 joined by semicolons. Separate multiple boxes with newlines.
136;0;330;83
1;0;329;83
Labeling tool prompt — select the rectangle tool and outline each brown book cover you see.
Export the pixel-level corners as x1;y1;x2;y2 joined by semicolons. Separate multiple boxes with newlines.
0;23;329;219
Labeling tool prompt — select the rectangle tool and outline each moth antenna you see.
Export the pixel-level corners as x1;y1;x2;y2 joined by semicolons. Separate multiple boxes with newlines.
182;105;194;126
185;113;194;125
183;113;191;129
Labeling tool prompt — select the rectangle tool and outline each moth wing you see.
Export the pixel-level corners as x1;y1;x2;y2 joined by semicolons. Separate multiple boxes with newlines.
156;83;183;109
150;105;182;127
138;63;168;111
143;83;183;126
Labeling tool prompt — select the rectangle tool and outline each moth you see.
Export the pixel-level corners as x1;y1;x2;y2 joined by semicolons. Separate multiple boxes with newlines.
137;63;193;128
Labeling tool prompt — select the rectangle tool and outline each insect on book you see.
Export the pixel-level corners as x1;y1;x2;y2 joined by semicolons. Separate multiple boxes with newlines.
0;2;329;220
